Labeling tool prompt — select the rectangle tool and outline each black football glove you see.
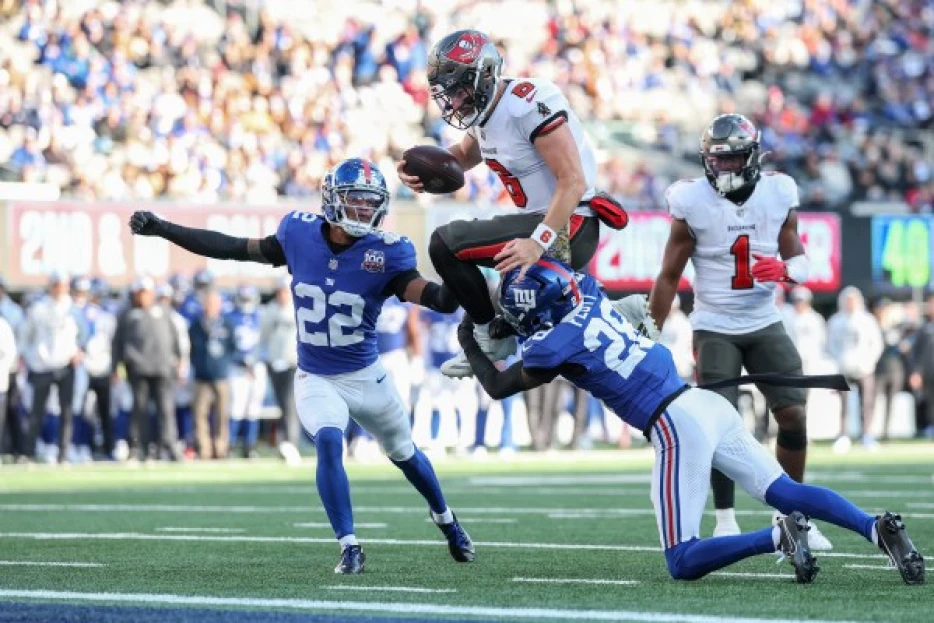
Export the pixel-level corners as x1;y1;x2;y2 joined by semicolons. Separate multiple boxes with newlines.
488;314;517;340
129;211;166;236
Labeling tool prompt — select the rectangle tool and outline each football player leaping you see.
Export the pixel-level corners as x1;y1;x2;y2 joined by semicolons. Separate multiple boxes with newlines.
397;29;629;378
646;114;832;549
129;158;473;574
460;259;924;585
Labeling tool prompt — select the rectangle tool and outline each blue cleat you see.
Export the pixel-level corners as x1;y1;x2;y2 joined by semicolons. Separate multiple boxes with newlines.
435;513;475;562
335;544;365;574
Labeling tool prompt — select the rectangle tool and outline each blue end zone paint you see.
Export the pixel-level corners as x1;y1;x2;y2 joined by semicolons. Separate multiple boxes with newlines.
0;602;478;623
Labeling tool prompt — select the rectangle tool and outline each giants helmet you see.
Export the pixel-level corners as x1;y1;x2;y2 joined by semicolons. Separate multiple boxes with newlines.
321;158;389;238
499;259;582;338
428;30;503;130
700;114;761;195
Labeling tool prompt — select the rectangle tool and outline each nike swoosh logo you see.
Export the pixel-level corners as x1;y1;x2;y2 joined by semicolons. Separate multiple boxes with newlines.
525;91;537;102
376;375;386;383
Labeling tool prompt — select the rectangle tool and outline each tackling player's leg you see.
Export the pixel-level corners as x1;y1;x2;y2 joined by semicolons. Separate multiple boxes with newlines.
692;329;743;537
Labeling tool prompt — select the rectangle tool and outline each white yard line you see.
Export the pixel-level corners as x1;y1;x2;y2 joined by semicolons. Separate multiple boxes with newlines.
321;585;456;594
0;531;889;560
513;577;639;586
293;522;387;529
711;572;793;580
156;528;245;533
0;561;104;568
0;588;867;623
842;564;896;571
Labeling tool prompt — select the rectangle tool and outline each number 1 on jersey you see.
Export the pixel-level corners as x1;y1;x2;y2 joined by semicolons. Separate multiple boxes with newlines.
730;234;754;290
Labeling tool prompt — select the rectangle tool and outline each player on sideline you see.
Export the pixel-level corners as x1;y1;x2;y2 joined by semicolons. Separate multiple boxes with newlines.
459;259;925;585
397;29;629;378
128;158;473;574
646;113;831;548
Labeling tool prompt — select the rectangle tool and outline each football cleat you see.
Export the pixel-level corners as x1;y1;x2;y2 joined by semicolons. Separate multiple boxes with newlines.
334;544;365;574
434;513;475;562
777;511;819;584
875;512;925;585
807;521;833;551
441;331;515;379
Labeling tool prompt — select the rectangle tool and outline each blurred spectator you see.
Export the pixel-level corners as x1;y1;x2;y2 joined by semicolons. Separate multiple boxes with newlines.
0;314;16;458
157;283;193;454
909;295;934;439
260;276;299;465
112;277;182;462
0;277;24;457
827;287;884;451
873;298;908;441
786;286;826;374
189;289;235;460
19;272;87;463
227;285;265;459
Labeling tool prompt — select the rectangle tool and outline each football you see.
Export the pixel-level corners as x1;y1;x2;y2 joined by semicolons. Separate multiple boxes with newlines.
402;145;465;194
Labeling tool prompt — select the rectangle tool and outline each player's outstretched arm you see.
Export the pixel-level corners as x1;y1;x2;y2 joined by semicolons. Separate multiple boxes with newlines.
648;218;695;330
457;318;552;400
390;274;460;314
129;211;286;266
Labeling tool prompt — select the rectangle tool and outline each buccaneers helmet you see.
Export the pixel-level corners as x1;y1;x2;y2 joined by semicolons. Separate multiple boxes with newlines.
427;30;503;130
700;114;761;195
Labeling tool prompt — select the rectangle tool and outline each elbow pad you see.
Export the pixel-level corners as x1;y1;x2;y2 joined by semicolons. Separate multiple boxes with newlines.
785;254;809;284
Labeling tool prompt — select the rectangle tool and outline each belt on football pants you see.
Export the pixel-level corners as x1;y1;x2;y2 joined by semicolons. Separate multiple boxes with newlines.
643;373;850;441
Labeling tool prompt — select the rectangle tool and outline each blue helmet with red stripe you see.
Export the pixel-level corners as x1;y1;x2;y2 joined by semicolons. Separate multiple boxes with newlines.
322;158;390;238
499;259;582;337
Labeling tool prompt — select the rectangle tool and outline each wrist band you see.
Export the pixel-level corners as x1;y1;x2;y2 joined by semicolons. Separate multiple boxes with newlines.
531;223;557;251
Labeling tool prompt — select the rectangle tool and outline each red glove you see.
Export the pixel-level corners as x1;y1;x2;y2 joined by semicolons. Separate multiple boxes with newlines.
751;254;792;283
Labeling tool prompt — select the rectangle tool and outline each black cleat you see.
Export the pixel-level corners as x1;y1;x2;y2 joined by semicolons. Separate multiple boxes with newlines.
334;544;365;574
777;511;819;584
434;513;475;562
875;512;925;585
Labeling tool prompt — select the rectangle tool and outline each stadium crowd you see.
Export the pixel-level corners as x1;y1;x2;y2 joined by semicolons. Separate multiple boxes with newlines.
0;0;930;212
0;270;932;466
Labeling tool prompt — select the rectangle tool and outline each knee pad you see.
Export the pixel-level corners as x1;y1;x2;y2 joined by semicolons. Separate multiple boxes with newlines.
314;427;344;461
428;229;452;268
776;429;808;451
664;539;701;581
774;407;807;451
385;438;415;463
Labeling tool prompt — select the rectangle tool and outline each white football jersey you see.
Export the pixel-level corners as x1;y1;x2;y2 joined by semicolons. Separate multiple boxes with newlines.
468;78;596;215
667;173;799;334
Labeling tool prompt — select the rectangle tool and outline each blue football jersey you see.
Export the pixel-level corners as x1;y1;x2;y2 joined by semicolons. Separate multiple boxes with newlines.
276;211;417;375
376;296;410;354
422;308;464;369
227;308;261;366
521;275;686;432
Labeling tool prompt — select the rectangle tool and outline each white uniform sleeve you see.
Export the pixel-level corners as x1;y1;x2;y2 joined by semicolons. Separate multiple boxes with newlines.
772;173;800;212
513;82;570;143
665;182;688;220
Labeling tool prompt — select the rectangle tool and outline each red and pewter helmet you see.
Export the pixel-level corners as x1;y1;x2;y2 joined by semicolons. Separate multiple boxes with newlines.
427;30;503;130
700;113;762;195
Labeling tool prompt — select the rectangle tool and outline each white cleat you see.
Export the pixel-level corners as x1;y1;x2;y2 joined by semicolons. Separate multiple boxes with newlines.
832;436;852;454
278;441;302;467
440;326;516;378
807;521;833;551
713;519;742;538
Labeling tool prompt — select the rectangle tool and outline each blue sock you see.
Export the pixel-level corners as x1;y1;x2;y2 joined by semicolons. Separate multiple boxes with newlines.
314;427;354;539
176;406;193;444
42;413;57;444
765;474;875;542
391;447;448;515
229;419;242;446
665;530;775;580
244;419;260;448
430;410;441;441
474;408;489;447
500;396;515;449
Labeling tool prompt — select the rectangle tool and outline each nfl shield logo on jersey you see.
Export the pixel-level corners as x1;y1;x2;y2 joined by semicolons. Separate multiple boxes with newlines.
513;289;536;312
362;249;386;273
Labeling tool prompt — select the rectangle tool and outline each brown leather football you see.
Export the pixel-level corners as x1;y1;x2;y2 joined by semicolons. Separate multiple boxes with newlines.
402;145;465;194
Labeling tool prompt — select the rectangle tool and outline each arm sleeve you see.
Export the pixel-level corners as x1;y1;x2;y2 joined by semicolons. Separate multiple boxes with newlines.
159;221;286;267
516;85;570;143
418;282;459;313
665;182;687;220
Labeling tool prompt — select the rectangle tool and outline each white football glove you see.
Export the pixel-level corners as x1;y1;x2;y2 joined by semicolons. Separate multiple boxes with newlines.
611;294;660;340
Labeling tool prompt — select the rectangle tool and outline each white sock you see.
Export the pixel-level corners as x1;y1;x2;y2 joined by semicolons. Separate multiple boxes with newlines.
871;524;879;547
431;508;454;525
339;534;358;549
715;508;736;525
772;525;781;550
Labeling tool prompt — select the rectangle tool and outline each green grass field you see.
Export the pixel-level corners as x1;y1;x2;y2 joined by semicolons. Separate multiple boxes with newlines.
0;443;930;622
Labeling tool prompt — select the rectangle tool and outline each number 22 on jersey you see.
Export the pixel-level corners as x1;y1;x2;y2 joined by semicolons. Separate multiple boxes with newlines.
294;282;365;347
